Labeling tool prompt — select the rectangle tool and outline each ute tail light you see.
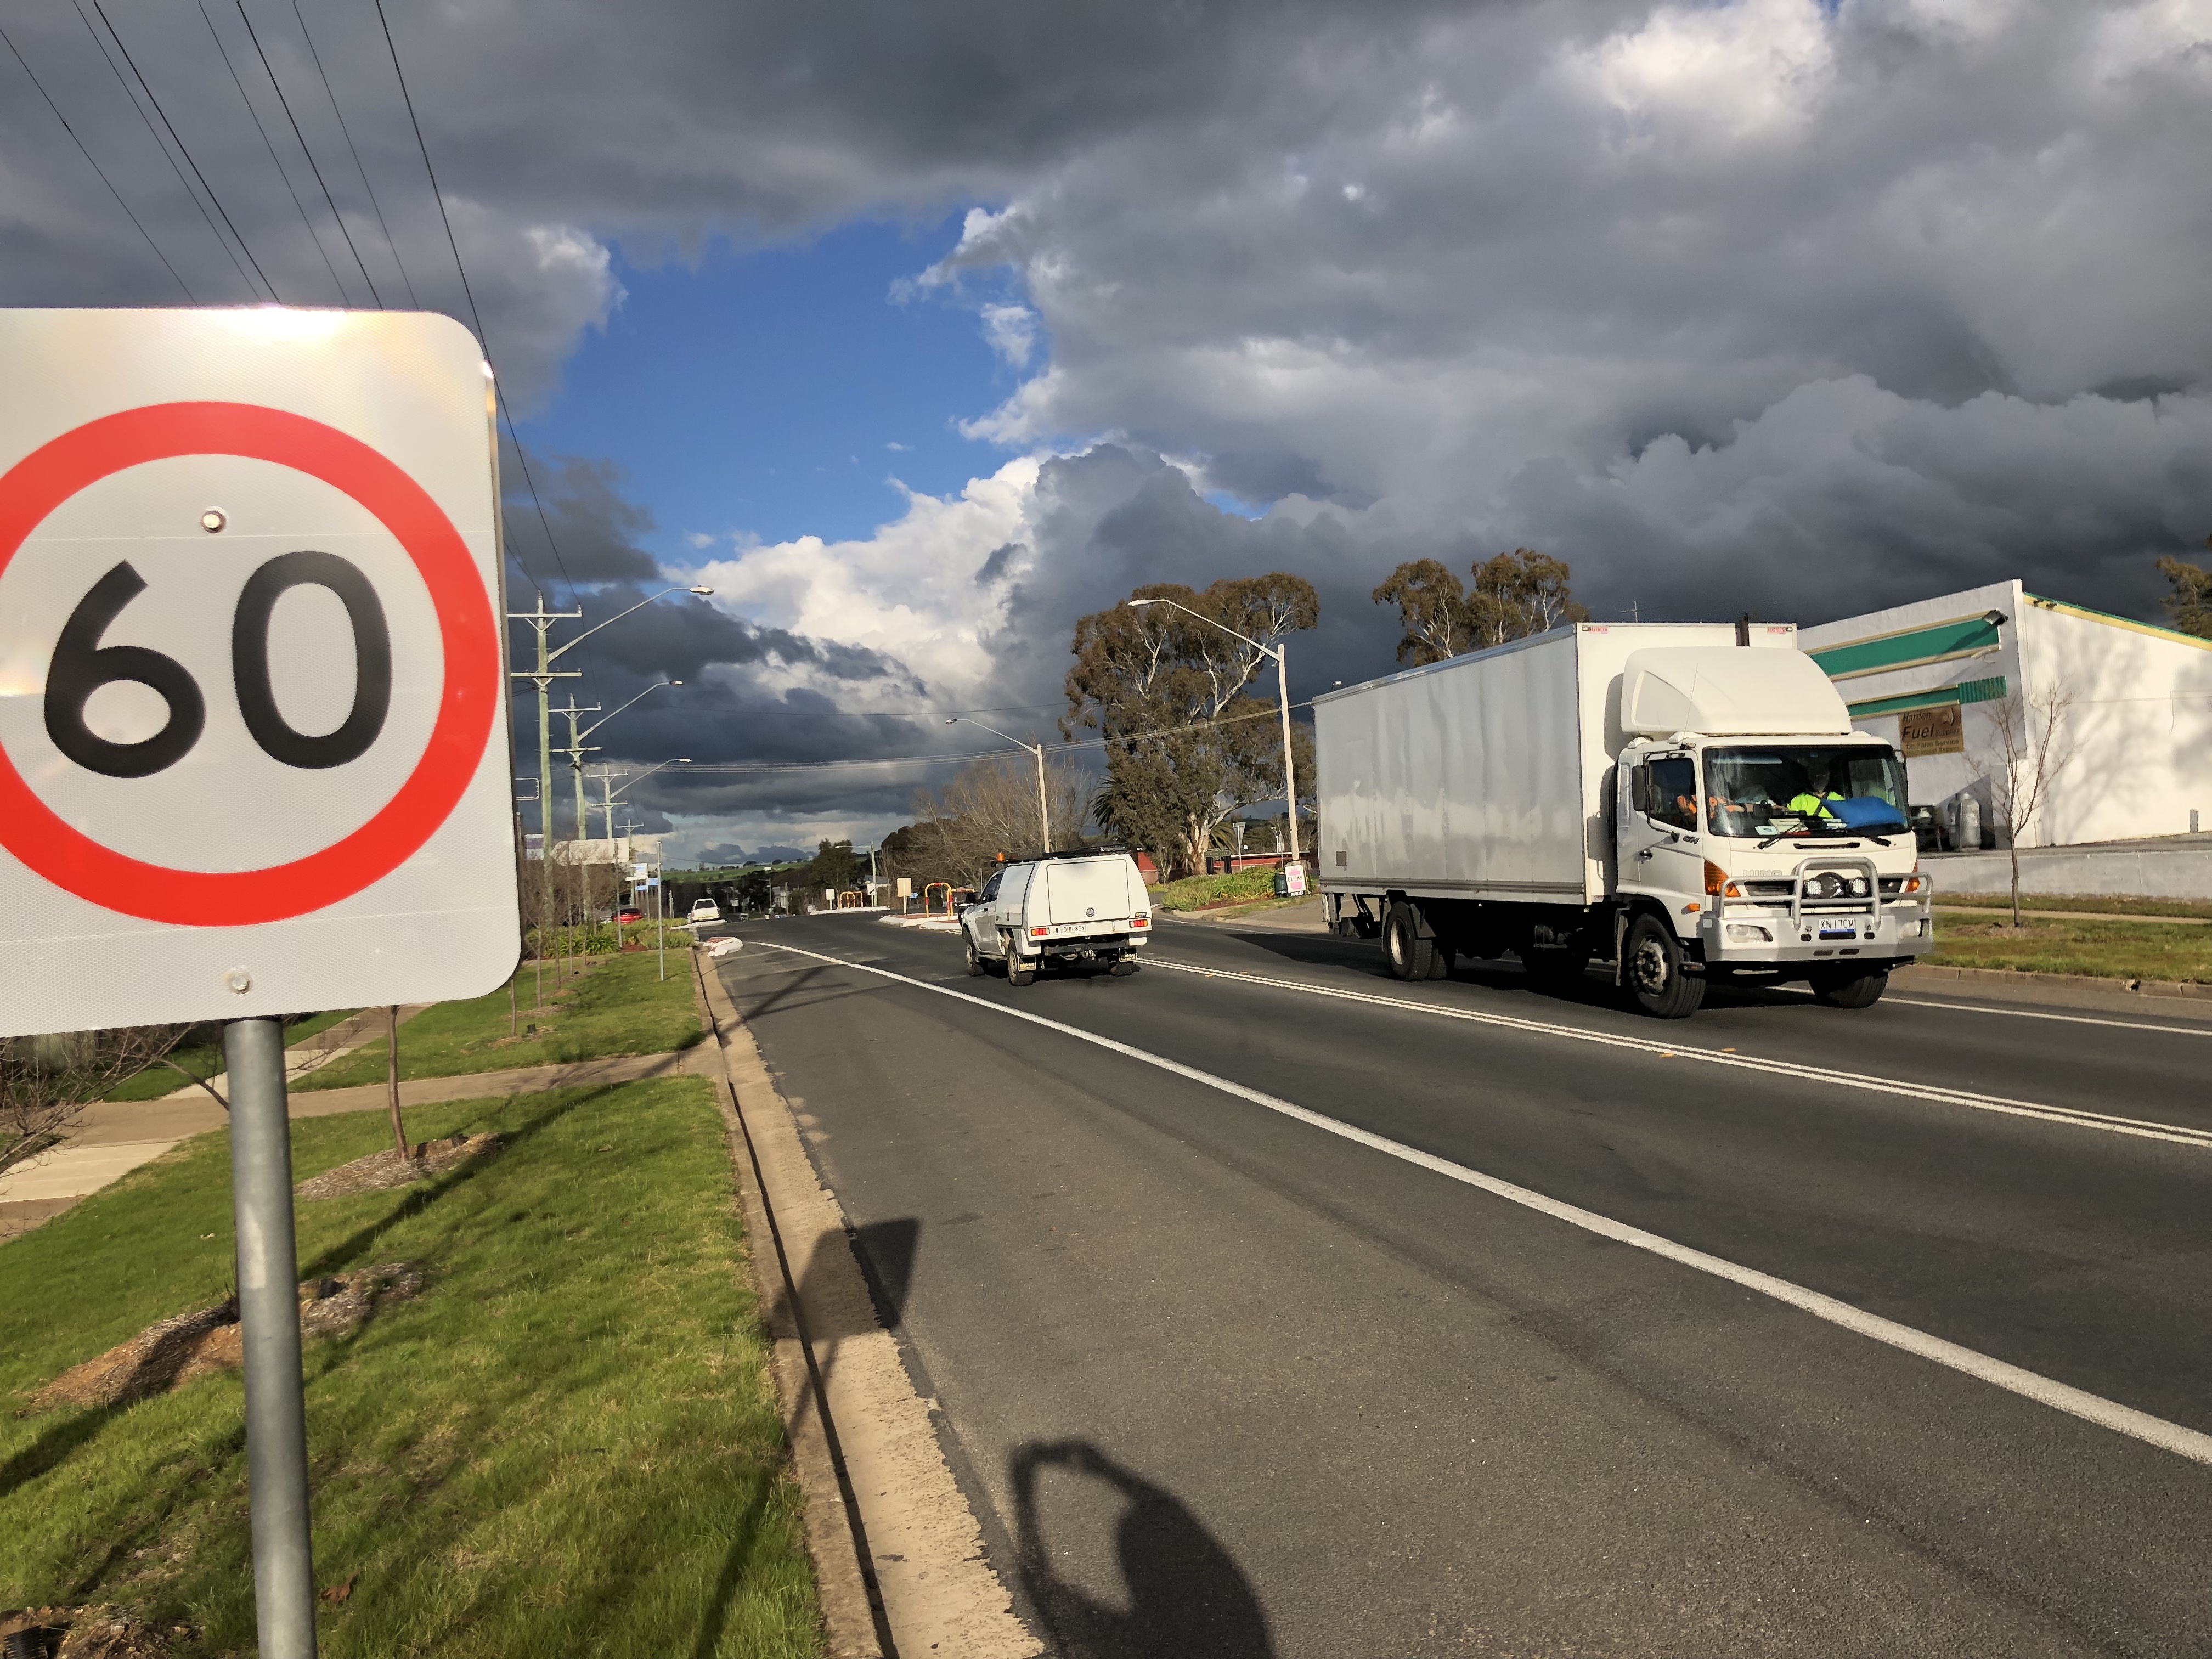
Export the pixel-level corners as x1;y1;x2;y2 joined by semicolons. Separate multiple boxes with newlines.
1030;926;1049;936
1132;914;1150;927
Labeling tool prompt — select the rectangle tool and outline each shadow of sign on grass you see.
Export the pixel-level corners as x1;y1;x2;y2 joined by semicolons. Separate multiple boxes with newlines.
1012;1440;1274;1659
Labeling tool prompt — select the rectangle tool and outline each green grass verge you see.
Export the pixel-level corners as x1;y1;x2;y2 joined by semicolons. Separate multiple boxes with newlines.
1148;867;1284;911
0;1078;820;1657
1927;915;2212;983
105;1009;360;1103
1928;891;2212;920
295;950;701;1093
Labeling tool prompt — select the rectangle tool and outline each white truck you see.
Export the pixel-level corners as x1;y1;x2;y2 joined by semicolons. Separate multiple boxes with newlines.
960;850;1153;984
1314;622;1933;1018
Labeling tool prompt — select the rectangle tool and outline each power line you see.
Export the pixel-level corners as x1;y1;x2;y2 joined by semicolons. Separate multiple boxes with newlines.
82;0;279;301
672;702;1312;773
231;0;382;306
195;0;350;303
284;0;417;307
0;20;195;302
371;0;582;623
63;0;255;300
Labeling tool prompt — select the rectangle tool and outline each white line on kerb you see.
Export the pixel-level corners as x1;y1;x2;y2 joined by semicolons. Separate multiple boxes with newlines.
1147;960;2212;1150
746;938;2212;1469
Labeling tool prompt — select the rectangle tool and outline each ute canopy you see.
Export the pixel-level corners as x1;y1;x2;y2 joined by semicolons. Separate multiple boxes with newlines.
1620;648;1851;738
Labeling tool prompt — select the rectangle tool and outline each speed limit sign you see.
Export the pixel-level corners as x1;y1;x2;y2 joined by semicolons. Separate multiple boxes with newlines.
0;309;520;1037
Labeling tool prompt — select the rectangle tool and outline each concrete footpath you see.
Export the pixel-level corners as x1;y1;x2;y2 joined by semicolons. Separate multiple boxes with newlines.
0;1045;717;1240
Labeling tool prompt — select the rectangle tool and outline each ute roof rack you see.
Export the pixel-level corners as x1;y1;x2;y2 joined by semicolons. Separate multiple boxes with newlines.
1012;845;1133;862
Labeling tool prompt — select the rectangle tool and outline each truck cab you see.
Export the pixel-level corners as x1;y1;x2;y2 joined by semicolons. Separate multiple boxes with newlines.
961;851;1152;985
1616;733;1930;1014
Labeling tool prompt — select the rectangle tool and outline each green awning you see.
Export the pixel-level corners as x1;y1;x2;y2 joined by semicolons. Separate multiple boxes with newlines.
1809;614;2003;679
1846;676;2005;720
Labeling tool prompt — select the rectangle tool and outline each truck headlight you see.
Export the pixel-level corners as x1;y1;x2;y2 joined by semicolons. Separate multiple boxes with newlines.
1725;923;1772;943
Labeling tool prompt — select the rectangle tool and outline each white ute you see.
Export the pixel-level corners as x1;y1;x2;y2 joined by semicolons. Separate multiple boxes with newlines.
960;850;1152;985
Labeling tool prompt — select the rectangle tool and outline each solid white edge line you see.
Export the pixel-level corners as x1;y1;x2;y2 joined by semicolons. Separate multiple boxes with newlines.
1886;996;2212;1036
1146;959;2212;1149
745;939;2212;1469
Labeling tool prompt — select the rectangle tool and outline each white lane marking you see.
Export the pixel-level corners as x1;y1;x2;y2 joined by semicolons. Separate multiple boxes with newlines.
1146;959;2212;1150
746;939;2212;1468
1886;997;2212;1036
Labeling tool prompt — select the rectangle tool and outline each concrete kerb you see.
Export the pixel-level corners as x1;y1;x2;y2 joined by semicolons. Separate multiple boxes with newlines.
690;946;1040;1659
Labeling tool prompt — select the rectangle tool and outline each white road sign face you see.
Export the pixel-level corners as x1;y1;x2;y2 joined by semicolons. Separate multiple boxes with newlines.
0;309;519;1036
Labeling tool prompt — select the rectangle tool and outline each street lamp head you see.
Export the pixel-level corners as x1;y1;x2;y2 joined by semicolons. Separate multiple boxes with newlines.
664;679;682;687
945;716;960;725
1125;598;1155;608
688;586;713;596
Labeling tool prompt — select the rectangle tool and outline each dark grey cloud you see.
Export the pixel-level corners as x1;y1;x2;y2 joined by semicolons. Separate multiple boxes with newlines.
10;0;2207;843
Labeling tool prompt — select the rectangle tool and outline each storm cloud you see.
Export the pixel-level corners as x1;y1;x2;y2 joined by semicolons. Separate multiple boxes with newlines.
7;0;2205;850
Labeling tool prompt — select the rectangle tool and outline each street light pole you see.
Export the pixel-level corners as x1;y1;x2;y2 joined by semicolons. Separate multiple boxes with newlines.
509;585;710;964
1125;597;1302;872
556;680;682;841
947;716;1051;854
601;758;692;853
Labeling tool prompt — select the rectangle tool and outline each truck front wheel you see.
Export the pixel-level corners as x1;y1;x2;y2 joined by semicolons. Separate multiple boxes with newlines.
1623;915;1705;1019
1383;902;1436;981
1809;966;1888;1008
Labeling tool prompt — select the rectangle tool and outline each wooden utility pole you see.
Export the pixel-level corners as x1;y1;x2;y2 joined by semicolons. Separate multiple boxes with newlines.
385;1005;409;1158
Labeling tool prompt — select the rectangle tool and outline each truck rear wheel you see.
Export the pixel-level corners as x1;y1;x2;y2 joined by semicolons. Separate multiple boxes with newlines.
1809;966;1887;1008
1623;915;1705;1019
1383;903;1435;981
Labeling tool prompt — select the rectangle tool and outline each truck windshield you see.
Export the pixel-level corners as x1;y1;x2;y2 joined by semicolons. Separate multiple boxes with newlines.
1703;746;1909;839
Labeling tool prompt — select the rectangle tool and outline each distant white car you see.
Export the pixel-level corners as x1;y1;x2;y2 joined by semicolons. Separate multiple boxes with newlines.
689;899;722;924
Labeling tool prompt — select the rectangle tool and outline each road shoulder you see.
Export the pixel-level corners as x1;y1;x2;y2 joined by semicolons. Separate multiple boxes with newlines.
692;947;1040;1659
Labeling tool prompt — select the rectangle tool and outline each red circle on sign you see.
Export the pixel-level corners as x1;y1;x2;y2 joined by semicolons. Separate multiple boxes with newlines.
0;402;498;926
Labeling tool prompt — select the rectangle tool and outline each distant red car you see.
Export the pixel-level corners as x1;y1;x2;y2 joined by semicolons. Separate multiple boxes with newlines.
617;907;643;923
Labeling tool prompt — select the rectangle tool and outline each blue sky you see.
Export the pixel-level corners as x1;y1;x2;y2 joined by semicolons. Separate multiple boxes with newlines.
512;215;1024;557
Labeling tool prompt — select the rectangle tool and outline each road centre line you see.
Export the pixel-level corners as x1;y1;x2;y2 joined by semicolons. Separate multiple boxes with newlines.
1148;959;2212;1150
744;939;2212;1468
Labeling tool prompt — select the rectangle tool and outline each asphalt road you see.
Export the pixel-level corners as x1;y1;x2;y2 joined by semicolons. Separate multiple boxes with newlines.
714;915;2211;1658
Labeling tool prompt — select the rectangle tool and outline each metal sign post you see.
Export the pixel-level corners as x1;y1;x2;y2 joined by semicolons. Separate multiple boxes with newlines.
225;1017;317;1658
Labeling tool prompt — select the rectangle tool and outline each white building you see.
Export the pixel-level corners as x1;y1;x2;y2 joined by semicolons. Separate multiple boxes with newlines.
1798;579;2212;850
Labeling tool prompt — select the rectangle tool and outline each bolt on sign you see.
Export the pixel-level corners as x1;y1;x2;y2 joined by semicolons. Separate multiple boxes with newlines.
1899;703;1967;759
0;310;520;1037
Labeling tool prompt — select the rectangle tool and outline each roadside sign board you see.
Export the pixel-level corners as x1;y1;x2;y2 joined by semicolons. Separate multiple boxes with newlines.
0;309;519;1037
1900;703;1966;758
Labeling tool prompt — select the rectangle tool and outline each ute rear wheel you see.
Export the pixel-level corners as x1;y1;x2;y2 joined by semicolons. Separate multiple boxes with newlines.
1622;913;1705;1019
1003;933;1037;986
1383;902;1435;982
1809;966;1888;1008
1109;958;1142;977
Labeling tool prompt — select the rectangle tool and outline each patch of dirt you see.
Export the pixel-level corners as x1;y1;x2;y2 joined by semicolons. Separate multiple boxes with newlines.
25;1264;427;1413
294;1133;503;1201
0;1605;194;1656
